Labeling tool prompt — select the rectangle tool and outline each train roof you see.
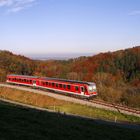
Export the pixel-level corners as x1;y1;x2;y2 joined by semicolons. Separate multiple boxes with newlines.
41;77;94;85
7;74;39;79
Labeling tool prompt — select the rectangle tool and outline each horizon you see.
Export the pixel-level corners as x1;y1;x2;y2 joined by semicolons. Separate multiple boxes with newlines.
26;52;95;60
22;46;139;60
1;46;139;60
0;0;140;55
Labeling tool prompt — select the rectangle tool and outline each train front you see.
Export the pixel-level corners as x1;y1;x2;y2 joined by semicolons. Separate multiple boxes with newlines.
87;83;97;97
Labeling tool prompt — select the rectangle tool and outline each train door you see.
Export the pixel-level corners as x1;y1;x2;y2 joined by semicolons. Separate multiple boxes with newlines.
80;86;85;95
33;80;36;86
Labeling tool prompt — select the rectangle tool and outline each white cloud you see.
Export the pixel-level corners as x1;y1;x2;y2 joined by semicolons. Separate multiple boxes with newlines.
129;10;140;16
0;0;38;13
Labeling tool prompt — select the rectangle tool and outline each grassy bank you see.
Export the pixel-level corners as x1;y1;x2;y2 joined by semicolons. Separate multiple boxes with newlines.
0;86;140;123
0;101;140;140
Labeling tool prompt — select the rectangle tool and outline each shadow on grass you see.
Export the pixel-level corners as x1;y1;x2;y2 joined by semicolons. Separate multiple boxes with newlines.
0;101;139;140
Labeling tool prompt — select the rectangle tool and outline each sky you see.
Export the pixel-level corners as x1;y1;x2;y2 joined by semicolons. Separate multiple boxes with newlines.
0;0;140;58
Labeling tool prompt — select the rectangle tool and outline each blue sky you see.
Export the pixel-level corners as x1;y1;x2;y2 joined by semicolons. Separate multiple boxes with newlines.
0;0;140;57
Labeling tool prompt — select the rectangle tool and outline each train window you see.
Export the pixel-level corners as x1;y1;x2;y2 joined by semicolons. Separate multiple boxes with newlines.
59;84;62;88
75;86;79;91
30;80;32;83
67;85;71;90
46;82;48;85
56;83;58;87
52;83;55;87
81;87;85;92
63;85;66;89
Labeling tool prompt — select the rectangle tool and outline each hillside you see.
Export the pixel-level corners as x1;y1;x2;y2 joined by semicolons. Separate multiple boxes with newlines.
0;101;140;140
0;46;140;108
35;46;140;84
0;50;35;81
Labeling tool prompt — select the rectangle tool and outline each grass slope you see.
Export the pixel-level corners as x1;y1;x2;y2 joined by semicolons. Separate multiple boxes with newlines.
0;101;140;140
0;86;140;123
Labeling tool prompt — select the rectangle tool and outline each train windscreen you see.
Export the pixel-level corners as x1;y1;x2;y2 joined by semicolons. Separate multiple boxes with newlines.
88;84;97;93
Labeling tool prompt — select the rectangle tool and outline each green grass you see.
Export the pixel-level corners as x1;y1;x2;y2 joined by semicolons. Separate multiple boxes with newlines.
0;101;139;140
47;104;140;123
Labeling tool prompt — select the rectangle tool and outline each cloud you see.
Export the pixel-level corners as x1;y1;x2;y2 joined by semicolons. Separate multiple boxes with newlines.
129;10;140;16
0;0;38;13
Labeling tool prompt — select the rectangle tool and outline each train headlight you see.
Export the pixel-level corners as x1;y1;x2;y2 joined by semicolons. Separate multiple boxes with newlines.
88;86;92;92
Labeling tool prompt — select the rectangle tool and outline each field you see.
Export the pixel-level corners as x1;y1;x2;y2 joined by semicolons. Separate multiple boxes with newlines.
0;100;140;140
0;86;140;123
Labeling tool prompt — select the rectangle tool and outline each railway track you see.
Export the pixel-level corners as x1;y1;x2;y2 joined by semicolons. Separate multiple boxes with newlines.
0;83;140;117
90;99;140;116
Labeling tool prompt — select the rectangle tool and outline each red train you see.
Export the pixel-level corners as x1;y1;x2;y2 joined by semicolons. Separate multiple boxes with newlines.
6;74;97;98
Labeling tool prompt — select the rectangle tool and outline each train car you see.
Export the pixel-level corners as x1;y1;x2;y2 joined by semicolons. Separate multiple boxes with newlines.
6;74;39;86
6;74;97;98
